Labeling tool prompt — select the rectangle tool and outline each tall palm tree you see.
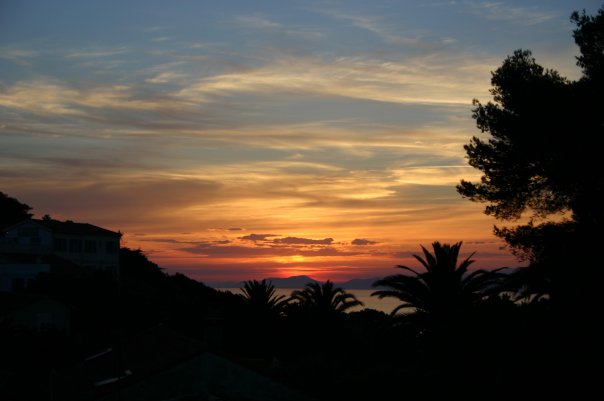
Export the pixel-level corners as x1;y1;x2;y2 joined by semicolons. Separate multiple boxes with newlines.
239;279;289;318
372;242;504;320
291;280;363;316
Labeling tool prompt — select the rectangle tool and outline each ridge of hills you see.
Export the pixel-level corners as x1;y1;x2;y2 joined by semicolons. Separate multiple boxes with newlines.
207;275;382;290
206;267;518;290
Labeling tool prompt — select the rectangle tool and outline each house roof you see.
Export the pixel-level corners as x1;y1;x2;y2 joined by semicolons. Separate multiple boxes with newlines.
31;219;121;238
54;325;208;400
55;324;317;401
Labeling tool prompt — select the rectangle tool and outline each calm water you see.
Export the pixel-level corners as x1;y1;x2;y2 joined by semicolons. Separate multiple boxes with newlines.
218;288;401;314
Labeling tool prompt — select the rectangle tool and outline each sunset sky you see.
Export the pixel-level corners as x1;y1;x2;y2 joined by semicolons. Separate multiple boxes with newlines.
1;0;598;282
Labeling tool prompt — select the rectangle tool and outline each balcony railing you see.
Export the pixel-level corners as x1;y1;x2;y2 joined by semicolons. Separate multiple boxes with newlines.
0;243;53;254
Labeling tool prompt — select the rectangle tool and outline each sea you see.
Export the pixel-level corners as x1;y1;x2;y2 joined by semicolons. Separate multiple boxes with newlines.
217;288;400;314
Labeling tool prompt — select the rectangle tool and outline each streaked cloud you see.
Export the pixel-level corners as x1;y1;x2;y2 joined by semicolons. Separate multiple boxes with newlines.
352;238;378;246
0;80;190;117
240;234;279;241
391;166;482;185
235;12;325;40
145;71;188;84
274;237;334;245
176;54;494;106
321;11;434;47
66;48;128;58
236;13;282;29
0;48;37;65
465;1;557;26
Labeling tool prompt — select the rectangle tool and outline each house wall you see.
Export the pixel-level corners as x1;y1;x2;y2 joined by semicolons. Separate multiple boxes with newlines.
0;264;50;292
6;298;70;332
53;234;120;272
1;220;53;253
2;220;120;273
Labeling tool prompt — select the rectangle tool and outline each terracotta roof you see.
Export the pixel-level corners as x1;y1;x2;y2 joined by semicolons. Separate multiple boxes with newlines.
33;219;121;238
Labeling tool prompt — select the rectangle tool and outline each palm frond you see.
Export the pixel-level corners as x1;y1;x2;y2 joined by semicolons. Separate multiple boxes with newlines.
394;264;422;276
290;280;361;314
372;241;503;322
390;303;417;316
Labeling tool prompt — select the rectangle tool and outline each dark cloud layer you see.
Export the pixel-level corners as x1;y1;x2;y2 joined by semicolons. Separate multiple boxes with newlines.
181;242;360;258
239;233;279;241
273;237;333;245
352;238;377;245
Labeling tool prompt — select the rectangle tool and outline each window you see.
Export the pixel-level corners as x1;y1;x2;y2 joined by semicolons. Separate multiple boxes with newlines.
36;312;54;330
104;265;117;274
105;241;118;254
54;238;67;252
69;239;82;253
18;227;36;236
84;240;97;253
12;278;25;291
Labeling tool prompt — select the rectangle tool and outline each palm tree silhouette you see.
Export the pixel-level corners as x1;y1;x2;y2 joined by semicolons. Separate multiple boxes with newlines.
372;242;504;321
291;280;363;316
239;279;289;318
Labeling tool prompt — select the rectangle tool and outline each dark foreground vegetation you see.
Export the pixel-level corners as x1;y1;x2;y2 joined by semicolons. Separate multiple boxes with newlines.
0;239;599;401
1;5;603;401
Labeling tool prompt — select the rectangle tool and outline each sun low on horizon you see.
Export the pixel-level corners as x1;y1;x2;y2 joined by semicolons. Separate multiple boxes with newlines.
1;0;596;283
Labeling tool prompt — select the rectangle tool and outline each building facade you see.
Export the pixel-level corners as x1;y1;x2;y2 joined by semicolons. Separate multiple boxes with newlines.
0;218;121;291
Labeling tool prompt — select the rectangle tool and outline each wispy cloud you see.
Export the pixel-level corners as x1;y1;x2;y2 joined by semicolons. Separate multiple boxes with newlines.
352;238;378;246
145;71;187;84
1;48;496;143
176;54;494;106
323;11;422;46
234;13;323;40
391;166;481;186
240;234;279;242
274;237;334;245
319;9;457;49
180;242;363;259
0;48;38;65
141;26;167;33
0;80;193;117
465;1;557;26
236;13;282;29
66;48;128;58
3;159;514;277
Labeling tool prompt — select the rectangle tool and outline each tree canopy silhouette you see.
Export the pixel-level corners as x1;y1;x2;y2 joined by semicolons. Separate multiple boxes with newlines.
239;279;289;319
372;242;503;322
0;191;33;228
291;280;363;316
457;7;604;264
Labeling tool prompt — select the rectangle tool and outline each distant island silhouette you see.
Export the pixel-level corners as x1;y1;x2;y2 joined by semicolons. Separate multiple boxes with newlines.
208;275;382;289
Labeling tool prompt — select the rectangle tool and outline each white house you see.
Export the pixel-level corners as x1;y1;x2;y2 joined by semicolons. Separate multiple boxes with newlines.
0;218;121;292
0;293;71;332
0;259;50;292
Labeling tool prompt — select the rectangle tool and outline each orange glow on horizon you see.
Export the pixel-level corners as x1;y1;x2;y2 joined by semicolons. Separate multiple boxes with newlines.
274;255;306;264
